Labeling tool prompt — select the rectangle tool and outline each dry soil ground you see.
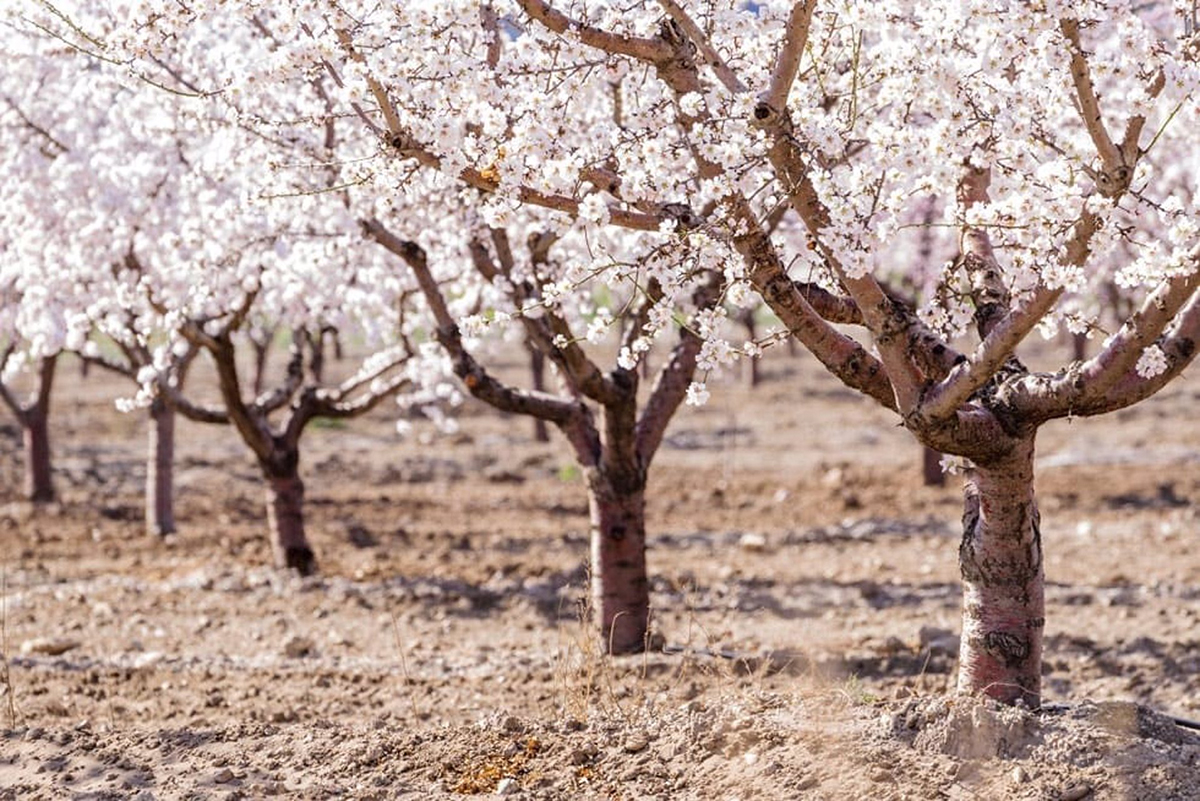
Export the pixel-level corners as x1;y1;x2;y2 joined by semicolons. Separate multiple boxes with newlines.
0;342;1198;800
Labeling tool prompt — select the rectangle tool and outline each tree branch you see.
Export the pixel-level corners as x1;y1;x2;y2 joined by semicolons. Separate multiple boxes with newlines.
207;334;274;463
362;217;589;426
657;0;745;92
957;166;1011;338
1060;18;1123;180
635;274;719;461
164;384;230;425
763;0;818;111
515;0;672;62
255;337;304;414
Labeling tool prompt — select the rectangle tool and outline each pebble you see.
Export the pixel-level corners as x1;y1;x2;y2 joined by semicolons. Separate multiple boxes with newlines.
21;637;82;656
1059;784;1093;801
496;777;519;795
214;768;235;784
1012;766;1028;783
738;533;768;552
282;635;315;658
623;732;650;753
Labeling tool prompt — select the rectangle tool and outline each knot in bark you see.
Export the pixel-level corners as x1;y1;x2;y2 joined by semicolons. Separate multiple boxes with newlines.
1095;165;1131;198
385;130;419;153
982;631;1031;668
660;202;703;230
759;273;795;307
752;99;779;126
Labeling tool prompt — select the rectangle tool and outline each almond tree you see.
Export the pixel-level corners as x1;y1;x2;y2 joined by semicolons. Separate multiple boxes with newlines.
81;340;200;536
169;320;414;575
3;5;421;568
363;213;721;653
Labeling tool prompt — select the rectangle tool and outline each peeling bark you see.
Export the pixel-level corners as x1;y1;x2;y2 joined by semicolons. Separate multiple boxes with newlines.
957;437;1044;707
146;397;177;536
264;468;316;576
587;474;649;654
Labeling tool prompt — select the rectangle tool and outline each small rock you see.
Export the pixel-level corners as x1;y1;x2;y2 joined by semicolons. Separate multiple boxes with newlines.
570;745;598;765
345;524;377;548
1012;766;1028;783
496;777;519;795
738;533;768;552
484;466;526;484
1059;784;1093;801
21;637;82;656
623;732;650;753
214;768;235;784
282;635;315;659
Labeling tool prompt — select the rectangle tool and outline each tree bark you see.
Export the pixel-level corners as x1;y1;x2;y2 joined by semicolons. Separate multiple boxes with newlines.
1072;331;1088;362
922;445;946;487
146;397;176;536
529;347;550;443
739;308;761;387
587;475;649;654
20;356;56;503
264;468;316;576
956;437;1044;707
23;408;54;503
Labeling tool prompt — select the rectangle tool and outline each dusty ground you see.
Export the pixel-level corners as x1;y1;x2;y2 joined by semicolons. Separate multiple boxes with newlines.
1;341;1198;800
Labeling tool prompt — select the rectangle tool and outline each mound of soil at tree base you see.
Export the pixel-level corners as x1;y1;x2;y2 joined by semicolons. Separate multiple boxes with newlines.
2;692;1197;799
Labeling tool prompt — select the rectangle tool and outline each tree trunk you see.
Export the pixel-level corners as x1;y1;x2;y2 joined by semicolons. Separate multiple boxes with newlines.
146;398;176;536
264;469;316;576
1072;331;1088;362
252;340;270;397
19;356;56;504
587;476;649;654
529;348;550;443
23;409;54;503
922;446;946;487
956;437;1044;707
740;309;761;387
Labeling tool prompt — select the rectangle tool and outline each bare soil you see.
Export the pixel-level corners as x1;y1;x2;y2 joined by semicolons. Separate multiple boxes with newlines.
1;344;1199;800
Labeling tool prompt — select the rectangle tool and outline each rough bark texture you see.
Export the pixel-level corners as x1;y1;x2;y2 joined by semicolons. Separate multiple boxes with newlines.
23;409;54;503
957;437;1045;707
264;469;316;576
587;476;649;655
146;398;177;536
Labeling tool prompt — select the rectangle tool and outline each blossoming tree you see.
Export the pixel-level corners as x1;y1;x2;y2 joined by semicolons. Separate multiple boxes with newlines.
2;5;418;568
